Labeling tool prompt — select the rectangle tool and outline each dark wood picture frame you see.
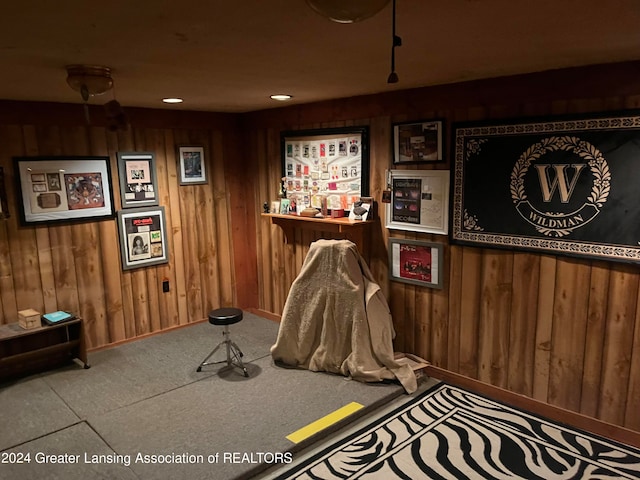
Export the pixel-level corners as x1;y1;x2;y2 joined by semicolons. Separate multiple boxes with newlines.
392;119;444;164
281;126;370;213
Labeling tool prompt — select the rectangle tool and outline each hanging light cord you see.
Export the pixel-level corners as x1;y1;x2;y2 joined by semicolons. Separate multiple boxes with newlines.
387;0;401;83
81;85;91;124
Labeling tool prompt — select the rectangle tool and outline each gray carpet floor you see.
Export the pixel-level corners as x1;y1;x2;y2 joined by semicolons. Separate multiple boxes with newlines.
0;313;406;480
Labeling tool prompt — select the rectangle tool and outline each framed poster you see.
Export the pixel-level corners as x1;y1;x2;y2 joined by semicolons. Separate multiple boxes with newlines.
281;126;369;212
451;110;640;263
385;169;450;235
389;238;443;289
117;152;159;208
117;206;169;270
393;119;444;164
178;146;207;185
14;156;115;225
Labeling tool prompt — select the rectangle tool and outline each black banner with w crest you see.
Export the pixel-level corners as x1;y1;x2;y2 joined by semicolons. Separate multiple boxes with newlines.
451;111;640;263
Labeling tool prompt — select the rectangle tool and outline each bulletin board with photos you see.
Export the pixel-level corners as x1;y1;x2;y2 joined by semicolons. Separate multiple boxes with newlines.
280;126;370;215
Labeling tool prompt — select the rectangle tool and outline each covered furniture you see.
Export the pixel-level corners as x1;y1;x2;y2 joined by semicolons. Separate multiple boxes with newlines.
197;307;248;377
271;239;417;393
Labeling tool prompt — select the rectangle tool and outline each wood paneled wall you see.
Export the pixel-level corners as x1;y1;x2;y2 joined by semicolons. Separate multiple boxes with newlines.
244;61;640;431
0;102;257;350
1;62;639;433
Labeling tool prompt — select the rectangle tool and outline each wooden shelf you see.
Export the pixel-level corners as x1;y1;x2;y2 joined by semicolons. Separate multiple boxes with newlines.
263;213;371;231
0;318;89;381
262;213;373;252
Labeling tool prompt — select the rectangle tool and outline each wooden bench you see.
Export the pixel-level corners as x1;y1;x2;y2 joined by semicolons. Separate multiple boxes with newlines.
0;318;89;382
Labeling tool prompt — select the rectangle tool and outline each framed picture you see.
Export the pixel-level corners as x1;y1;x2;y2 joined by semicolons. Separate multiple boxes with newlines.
393;120;444;164
117;206;169;270
281;126;369;213
178;146;207;185
270;200;280;214
14;156;115;225
117;152;159;208
451;109;640;263
389;238;443;289
279;198;290;215
385;169;450;235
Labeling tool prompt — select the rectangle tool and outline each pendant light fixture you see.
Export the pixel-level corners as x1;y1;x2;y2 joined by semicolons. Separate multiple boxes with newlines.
65;64;127;130
387;0;401;84
66;64;114;124
306;0;401;84
66;65;114;101
306;0;390;23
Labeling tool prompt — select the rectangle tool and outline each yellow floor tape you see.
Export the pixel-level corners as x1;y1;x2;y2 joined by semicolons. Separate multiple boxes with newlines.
286;402;364;444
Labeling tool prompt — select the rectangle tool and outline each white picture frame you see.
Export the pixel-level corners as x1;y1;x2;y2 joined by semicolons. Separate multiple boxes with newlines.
385;169;450;235
389;238;444;289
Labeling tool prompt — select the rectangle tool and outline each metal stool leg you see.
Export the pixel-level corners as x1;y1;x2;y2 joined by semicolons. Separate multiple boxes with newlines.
197;325;249;377
227;339;248;377
196;342;224;371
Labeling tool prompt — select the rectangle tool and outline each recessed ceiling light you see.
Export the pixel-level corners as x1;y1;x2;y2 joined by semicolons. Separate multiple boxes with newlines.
270;94;293;101
162;98;183;104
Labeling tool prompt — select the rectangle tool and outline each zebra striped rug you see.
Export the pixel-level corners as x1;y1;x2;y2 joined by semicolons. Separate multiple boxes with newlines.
274;383;640;479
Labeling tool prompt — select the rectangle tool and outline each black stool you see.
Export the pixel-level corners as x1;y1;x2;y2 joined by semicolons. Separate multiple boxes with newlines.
196;308;248;377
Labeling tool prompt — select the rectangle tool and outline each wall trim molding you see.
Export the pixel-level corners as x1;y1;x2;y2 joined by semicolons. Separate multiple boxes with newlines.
426;366;640;448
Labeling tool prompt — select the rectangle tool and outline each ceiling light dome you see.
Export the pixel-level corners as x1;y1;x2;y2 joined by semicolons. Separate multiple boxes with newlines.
65;65;113;101
306;0;391;23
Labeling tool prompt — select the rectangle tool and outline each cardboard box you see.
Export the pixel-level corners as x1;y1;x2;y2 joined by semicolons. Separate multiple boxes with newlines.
18;309;41;329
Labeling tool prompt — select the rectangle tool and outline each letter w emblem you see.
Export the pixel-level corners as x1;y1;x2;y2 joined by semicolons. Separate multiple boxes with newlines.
534;164;586;203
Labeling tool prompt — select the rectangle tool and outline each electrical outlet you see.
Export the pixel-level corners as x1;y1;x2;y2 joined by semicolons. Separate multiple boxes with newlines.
162;280;170;293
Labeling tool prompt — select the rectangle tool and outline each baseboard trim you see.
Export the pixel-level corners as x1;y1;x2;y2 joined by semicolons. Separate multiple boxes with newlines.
89;308;280;353
426;365;640;449
88;319;208;352
246;307;281;323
